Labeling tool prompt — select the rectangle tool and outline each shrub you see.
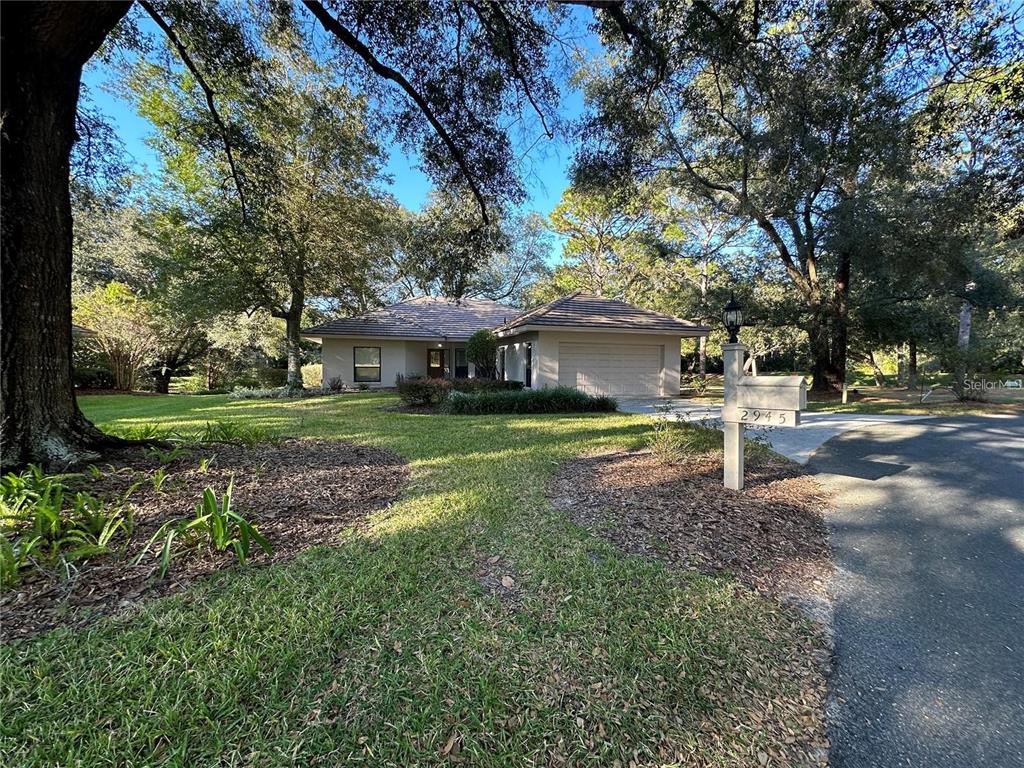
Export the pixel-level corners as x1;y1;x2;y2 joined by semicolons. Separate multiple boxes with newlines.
136;480;271;578
466;330;499;378
324;376;347;392
450;378;524;394
230;384;351;400
648;413;704;464
301;363;323;389
443;386;617;415
73;365;115;390
230;387;303;400
396;376;451;406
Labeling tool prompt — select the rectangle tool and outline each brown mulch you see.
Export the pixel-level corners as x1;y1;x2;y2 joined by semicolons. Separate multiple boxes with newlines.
549;449;833;605
1;439;409;641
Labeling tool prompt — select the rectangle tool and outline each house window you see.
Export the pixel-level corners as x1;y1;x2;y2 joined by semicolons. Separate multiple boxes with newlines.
353;346;381;382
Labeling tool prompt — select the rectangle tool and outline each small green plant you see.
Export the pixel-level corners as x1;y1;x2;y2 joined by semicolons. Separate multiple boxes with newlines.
198;420;280;447
113;423;173;441
0;466;132;589
647;412;722;463
148;444;188;465
137;480;272;578
648;419;695;464
198;456;216;473
86;464;104;481
0;530;48;590
151;468;169;493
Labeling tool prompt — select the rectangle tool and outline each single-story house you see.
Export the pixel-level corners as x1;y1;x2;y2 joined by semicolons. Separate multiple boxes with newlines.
302;292;710;396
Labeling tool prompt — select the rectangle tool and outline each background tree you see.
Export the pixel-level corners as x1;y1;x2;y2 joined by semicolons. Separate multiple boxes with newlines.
535;186;661;303
393;191;551;304
132;28;394;390
1;0;595;466
576;0;1018;391
74;282;157;391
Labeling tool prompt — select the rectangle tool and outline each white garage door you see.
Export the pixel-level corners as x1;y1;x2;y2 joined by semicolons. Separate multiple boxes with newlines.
558;342;663;395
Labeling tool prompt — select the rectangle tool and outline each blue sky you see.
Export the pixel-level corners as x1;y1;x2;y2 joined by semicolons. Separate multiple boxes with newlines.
80;13;594;220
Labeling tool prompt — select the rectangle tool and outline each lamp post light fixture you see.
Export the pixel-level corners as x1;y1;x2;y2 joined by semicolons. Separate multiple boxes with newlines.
723;292;744;344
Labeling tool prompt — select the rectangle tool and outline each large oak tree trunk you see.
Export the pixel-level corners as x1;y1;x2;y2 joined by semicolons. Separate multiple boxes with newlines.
1;2;132;469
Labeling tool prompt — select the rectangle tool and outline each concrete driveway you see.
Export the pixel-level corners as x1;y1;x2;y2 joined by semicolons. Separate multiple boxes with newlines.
617;397;928;464
810;415;1024;767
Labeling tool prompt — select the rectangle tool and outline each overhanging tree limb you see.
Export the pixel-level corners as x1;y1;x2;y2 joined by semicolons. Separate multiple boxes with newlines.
301;0;491;224
138;0;248;224
476;1;553;139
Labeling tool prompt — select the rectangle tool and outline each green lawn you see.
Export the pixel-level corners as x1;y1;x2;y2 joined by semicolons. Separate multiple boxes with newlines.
1;393;822;767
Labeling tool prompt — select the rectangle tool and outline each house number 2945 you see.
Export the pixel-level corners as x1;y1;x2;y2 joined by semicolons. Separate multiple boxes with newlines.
739;409;789;425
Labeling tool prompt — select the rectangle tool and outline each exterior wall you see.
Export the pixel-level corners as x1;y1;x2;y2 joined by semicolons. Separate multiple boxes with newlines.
321;338;408;388
319;338;474;387
501;330;683;396
320;331;688;394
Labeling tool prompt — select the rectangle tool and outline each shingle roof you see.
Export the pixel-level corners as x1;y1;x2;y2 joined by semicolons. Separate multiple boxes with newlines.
302;296;519;340
495;292;709;335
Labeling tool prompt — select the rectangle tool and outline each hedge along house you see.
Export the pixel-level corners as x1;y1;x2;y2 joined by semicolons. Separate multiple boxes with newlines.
302;292;710;396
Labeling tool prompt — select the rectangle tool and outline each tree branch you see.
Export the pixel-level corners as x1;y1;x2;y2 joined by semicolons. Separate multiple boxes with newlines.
301;0;490;224
477;1;553;139
139;0;248;224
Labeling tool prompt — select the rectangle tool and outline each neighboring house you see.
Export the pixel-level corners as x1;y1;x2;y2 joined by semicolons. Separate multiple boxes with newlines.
302;292;709;396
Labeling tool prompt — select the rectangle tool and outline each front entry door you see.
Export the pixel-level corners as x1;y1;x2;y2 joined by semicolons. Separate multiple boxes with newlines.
428;349;447;378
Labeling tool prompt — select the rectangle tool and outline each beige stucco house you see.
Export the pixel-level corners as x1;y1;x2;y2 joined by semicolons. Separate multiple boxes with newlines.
302;292;710;397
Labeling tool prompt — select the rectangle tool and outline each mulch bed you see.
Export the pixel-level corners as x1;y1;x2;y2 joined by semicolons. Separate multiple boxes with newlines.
549;449;832;604
1;439;409;641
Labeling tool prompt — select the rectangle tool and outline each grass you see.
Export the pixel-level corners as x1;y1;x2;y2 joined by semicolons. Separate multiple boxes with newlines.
806;386;1024;415
0;393;822;767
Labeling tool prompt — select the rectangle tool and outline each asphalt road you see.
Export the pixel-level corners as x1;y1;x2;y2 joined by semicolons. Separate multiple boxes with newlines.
809;414;1024;767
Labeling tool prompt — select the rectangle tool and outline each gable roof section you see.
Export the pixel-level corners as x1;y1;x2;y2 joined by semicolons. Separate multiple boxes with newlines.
495;292;710;335
302;296;519;340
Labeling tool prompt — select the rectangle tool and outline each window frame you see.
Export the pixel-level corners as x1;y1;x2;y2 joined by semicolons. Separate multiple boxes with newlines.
353;346;382;383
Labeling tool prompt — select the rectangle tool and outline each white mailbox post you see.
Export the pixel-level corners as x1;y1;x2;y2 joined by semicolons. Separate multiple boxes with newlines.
722;343;807;490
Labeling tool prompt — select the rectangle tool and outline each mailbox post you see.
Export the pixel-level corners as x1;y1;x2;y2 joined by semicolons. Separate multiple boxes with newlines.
722;343;746;490
722;343;807;490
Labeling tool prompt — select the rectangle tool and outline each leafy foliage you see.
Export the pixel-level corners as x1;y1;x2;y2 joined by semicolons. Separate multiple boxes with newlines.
396;376;524;407
136;480;270;578
466;330;500;378
444;387;617;415
74;282;156;391
0;466;132;589
577;0;1021;390
396;377;452;407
